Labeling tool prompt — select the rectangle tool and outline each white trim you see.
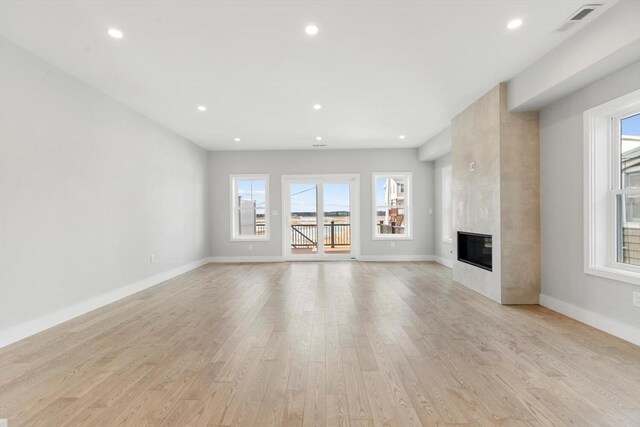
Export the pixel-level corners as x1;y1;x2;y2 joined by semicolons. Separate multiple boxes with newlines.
230;174;270;242
0;258;210;348
372;172;413;240
583;90;640;285
357;255;434;262
208;256;285;263
540;293;640;346
281;174;361;261
433;256;453;268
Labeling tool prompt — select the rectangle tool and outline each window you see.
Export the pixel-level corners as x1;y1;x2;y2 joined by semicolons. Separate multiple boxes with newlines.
617;113;640;265
584;90;640;284
372;172;412;239
230;175;269;241
442;165;453;243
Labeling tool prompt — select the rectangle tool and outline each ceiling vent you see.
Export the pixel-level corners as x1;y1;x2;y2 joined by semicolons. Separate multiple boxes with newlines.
557;4;603;31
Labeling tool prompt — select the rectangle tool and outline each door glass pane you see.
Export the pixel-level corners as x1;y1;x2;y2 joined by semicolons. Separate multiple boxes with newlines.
323;183;351;254
290;183;318;255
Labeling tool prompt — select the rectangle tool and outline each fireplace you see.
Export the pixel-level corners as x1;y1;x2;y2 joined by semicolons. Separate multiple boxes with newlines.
458;232;492;271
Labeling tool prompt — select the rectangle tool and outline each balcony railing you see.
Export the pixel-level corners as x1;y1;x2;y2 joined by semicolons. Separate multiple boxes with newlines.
290;222;350;248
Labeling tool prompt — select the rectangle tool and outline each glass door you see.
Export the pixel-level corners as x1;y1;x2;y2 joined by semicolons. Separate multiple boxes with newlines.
322;183;351;256
283;175;359;261
288;182;320;258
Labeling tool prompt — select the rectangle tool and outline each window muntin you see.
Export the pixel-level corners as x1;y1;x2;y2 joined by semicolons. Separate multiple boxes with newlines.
231;175;269;240
373;173;412;239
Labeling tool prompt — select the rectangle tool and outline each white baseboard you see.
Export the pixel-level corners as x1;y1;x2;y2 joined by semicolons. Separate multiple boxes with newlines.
539;293;640;346
357;255;435;262
433;256;453;268
0;258;210;348
208;255;440;263
208;256;285;263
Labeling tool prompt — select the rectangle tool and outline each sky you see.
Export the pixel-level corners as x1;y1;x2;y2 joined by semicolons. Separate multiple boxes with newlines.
239;179;400;214
290;183;350;213
622;113;640;136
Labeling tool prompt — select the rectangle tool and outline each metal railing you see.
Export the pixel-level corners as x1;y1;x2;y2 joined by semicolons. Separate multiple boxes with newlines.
290;222;350;248
378;221;404;235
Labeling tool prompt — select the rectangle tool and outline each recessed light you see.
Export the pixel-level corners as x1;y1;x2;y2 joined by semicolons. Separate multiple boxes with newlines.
107;28;124;39
313;104;322;110
507;18;523;30
234;137;241;142
197;105;207;112
305;24;319;36
399;135;406;139
316;136;322;141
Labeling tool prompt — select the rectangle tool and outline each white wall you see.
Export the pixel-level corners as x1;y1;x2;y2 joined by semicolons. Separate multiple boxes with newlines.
433;153;453;267
508;0;640;111
418;127;451;162
540;62;640;343
0;38;210;346
209;149;433;260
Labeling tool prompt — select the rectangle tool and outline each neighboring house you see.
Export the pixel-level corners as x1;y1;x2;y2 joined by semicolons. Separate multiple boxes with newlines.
383;178;406;227
622;135;640;265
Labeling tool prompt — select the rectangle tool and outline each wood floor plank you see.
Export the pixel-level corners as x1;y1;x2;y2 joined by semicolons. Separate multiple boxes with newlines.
0;261;638;426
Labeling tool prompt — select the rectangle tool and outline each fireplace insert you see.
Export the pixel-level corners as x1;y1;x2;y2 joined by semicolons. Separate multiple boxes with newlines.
457;232;492;271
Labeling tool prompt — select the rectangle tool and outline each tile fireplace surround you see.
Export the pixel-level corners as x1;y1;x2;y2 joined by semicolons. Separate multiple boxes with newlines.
452;83;540;304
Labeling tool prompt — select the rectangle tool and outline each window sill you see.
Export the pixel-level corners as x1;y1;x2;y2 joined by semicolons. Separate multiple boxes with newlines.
585;265;640;286
372;235;413;241
231;237;270;242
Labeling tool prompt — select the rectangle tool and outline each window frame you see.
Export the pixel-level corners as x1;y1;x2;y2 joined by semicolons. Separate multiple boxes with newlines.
583;90;640;285
441;165;453;244
229;174;270;242
371;172;413;241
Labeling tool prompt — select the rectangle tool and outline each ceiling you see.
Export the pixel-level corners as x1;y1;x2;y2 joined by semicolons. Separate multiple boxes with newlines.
0;0;616;151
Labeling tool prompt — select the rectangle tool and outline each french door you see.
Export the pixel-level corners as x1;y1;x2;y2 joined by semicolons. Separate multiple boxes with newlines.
282;174;359;260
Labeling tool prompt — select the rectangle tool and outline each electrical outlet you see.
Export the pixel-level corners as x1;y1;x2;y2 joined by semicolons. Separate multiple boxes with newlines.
390;242;395;248
248;244;253;251
428;208;433;214
633;291;640;308
469;161;476;172
149;254;155;264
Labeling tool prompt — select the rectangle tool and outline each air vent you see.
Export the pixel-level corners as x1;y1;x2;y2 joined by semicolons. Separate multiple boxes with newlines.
312;144;327;147
572;7;597;20
557;4;602;31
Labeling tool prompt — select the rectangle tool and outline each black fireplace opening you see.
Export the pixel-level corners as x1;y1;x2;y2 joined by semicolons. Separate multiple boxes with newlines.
458;232;492;271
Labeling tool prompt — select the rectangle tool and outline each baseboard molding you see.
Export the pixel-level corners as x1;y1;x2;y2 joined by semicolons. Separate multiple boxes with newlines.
0;258;210;348
432;256;453;268
357;255;435;262
208;255;443;263
207;256;285;263
539;293;640;346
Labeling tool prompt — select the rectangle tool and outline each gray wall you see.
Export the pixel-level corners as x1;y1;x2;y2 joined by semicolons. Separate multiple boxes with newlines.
209;149;433;258
433;153;453;264
0;39;210;336
540;62;640;330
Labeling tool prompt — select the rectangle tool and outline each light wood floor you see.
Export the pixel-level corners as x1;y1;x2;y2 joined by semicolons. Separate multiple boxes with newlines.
1;262;638;426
